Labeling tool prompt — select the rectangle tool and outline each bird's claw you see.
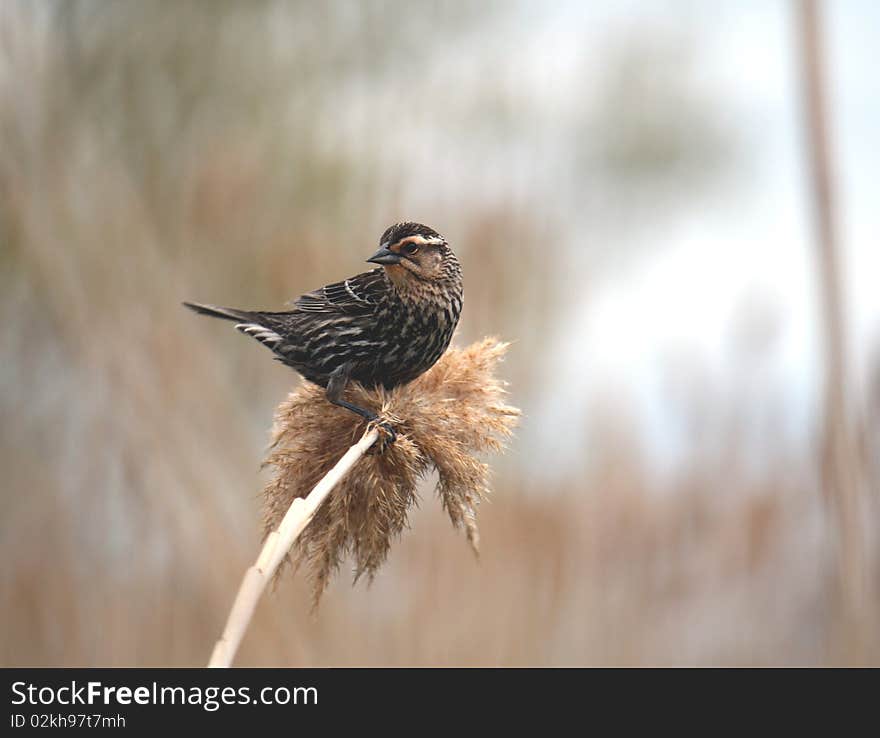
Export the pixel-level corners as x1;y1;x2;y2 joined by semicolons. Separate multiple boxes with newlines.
365;419;397;454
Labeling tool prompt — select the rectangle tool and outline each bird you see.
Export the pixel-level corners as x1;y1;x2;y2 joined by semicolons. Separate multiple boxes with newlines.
184;222;463;446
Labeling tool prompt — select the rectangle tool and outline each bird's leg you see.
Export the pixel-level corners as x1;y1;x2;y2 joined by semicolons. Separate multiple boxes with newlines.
325;364;377;423
326;364;397;449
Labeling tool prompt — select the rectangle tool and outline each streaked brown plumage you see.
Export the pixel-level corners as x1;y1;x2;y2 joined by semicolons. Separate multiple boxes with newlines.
184;222;463;442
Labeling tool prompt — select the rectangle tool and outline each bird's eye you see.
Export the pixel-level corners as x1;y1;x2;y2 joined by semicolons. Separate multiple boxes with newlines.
401;242;419;255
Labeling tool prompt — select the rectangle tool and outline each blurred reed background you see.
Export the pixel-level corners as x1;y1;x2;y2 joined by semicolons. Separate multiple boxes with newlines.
1;0;878;666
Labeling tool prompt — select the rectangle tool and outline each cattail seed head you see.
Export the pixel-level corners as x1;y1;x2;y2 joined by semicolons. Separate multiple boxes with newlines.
262;338;519;607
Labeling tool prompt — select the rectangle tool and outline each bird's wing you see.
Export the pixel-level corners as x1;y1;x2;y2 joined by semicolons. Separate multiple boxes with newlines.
292;268;386;316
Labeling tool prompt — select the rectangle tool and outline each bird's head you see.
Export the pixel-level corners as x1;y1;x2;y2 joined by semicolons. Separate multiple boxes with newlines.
367;222;460;290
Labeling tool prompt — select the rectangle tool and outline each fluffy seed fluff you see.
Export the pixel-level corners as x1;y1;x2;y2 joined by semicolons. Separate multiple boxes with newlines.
262;338;519;607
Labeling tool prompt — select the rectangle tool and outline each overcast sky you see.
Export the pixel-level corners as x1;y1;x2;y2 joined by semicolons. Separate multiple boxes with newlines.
508;0;880;473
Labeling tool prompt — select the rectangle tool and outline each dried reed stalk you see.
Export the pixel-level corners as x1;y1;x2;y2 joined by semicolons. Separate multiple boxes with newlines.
207;428;379;668
208;338;518;667
798;0;875;655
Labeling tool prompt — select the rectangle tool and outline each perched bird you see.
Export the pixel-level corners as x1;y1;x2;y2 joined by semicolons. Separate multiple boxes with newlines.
184;222;463;444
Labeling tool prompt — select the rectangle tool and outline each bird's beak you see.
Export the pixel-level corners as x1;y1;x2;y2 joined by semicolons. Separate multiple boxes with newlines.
367;246;402;266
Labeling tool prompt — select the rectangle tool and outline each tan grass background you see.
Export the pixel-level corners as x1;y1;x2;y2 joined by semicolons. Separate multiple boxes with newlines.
1;1;877;666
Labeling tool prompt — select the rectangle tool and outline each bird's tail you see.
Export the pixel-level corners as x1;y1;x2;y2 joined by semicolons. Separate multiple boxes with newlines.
182;301;254;323
183;301;287;351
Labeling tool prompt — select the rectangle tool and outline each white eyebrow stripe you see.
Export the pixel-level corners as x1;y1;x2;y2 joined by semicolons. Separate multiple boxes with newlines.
400;235;445;247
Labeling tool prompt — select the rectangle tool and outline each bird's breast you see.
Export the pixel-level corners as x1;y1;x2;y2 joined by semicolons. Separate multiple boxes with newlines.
364;302;454;385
